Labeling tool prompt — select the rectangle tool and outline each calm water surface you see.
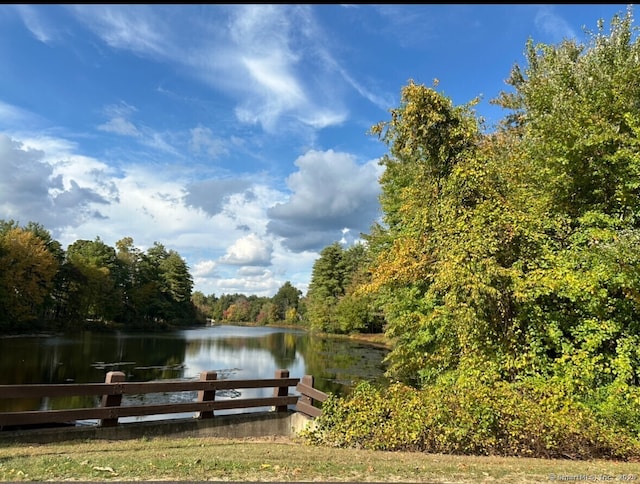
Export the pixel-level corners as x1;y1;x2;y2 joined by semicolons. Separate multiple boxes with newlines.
0;325;389;422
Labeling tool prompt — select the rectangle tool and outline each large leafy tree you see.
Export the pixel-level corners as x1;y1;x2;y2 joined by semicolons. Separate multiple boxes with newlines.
272;281;302;322
364;80;497;384
66;237;122;322
1;221;65;324
499;8;640;392
306;242;347;332
363;7;640;397
0;227;58;327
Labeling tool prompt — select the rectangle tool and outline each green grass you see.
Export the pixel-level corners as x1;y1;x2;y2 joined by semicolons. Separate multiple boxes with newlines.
0;435;638;482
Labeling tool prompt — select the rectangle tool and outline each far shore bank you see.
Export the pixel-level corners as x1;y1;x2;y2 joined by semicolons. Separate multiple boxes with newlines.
221;320;390;349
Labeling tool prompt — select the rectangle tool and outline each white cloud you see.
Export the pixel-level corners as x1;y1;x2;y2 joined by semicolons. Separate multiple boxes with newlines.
241;55;305;104
193;260;218;277
69;5;349;134
0;130;320;296
297;110;348;129
267;149;383;251
0;101;45;127
96;102;183;156
237;266;268;276
220;233;273;266
214;272;281;296
0;134;113;228
335;65;395;112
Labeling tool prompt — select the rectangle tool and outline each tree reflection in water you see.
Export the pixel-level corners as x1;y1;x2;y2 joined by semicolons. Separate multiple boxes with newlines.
0;325;388;416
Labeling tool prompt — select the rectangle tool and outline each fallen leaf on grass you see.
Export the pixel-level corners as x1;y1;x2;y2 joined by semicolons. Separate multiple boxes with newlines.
93;465;116;474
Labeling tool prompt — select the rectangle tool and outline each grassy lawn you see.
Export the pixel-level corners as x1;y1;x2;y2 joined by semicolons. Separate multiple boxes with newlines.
1;435;638;482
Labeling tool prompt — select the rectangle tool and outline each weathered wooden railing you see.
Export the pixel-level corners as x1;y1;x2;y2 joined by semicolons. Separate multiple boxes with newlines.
0;369;327;430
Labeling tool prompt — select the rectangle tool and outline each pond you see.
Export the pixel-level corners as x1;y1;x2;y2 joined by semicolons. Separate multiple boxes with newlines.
0;324;389;422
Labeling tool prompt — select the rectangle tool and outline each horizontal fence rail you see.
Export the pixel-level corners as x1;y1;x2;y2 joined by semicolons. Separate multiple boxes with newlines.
0;369;327;430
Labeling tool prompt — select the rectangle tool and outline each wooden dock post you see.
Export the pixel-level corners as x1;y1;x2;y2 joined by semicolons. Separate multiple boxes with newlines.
100;371;125;427
197;370;217;419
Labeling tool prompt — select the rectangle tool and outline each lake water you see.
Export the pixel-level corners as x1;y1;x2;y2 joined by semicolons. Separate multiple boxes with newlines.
0;324;389;422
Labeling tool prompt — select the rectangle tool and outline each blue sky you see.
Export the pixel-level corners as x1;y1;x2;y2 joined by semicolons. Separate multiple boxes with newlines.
0;4;631;297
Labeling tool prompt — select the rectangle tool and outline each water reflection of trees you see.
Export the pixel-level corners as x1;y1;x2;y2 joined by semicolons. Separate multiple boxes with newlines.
185;332;299;370
0;326;388;413
181;329;389;396
297;336;389;396
0;331;189;412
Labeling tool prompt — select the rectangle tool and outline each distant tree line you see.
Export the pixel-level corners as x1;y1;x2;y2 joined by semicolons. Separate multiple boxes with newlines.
0;218;312;332
192;281;304;326
192;244;385;333
0;220;198;331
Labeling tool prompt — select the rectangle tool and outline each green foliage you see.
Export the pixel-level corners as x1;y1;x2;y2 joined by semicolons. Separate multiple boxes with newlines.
304;10;640;460
66;237;123;322
306;242;347;332
0;221;198;331
504;8;640;221
303;377;640;460
335;290;383;334
354;7;640;401
500;9;640;391
306;240;385;334
272;281;302;321
0;225;58;327
256;301;278;325
364;79;523;385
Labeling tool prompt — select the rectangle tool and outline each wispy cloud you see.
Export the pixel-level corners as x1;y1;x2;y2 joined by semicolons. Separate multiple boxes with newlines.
98;102;141;136
98;117;140;137
13;4;57;43
372;5;439;48
69;5;351;135
68;4;172;57
189;126;229;159
534;6;576;41
0;100;43;127
97;102;183;156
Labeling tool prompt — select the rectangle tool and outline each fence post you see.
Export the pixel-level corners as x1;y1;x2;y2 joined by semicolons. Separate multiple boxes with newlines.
273;369;289;412
197;370;217;419
100;371;125;427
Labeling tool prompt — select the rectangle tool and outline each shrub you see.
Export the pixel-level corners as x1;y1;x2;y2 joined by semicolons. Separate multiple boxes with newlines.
301;376;640;460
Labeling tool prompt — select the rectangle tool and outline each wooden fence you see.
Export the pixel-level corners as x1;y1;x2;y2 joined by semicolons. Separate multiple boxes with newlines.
0;369;327;430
